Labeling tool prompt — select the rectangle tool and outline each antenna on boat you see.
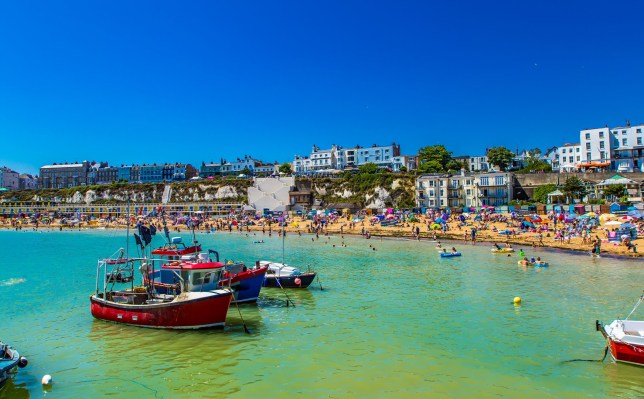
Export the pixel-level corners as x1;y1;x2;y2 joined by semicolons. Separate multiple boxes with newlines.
281;214;286;265
125;199;130;259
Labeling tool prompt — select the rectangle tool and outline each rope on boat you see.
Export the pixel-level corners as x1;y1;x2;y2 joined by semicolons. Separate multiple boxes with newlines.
309;264;324;291
562;343;609;364
233;295;251;334
275;277;295;308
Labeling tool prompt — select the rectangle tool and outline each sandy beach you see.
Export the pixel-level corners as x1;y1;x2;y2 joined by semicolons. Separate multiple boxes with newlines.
2;214;641;258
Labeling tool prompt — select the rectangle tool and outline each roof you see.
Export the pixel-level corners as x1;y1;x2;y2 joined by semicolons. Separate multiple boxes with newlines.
162;261;225;270
598;175;638;186
41;164;85;169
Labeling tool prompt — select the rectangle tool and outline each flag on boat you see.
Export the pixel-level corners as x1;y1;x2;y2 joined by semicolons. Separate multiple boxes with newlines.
134;233;143;248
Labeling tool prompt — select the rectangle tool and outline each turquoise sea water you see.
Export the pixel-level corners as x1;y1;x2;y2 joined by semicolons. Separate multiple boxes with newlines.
1;229;644;398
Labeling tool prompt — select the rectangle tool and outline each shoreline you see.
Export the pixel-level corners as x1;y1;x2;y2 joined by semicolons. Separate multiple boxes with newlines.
2;219;641;259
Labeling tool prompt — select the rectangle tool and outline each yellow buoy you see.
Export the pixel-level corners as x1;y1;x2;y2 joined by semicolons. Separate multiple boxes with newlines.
513;296;522;304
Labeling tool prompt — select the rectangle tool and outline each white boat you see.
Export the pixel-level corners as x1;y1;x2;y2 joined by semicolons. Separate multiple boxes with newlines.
258;261;317;288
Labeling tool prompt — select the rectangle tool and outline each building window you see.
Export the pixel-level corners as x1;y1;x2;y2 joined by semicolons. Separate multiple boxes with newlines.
576;148;580;152
599;131;604;138
586;143;591;150
599;141;605;149
622;130;627;135
480;177;489;186
494;176;504;185
622;138;628;146
576;156;580;161
569;156;573;162
562;149;566;154
638;137;642;145
637;128;642;134
585;133;590;139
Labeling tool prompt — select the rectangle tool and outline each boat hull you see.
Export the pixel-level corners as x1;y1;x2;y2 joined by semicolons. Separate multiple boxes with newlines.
606;338;644;366
90;291;232;329
222;267;268;303
263;272;317;288
0;345;24;389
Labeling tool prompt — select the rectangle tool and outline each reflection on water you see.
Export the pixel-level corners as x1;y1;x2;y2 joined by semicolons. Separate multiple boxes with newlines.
1;230;644;398
1;379;31;399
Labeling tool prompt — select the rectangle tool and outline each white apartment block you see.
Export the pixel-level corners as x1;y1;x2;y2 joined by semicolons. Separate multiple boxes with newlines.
579;122;644;172
292;143;401;175
416;172;512;209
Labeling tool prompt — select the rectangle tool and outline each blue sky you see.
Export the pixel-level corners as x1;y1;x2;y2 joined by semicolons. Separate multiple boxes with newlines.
1;1;644;175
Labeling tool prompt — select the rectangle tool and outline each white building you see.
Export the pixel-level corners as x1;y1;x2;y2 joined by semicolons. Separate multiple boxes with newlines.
292;155;313;175
0;167;20;190
19;174;38;190
416;171;513;209
352;143;401;169
293;143;401;175
557;143;581;172
579;121;644;172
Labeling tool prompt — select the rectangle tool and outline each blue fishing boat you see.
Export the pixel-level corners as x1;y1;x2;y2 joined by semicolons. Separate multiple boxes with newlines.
148;251;269;303
0;341;27;389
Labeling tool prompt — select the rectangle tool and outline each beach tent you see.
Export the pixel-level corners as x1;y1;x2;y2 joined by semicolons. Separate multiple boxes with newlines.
573;204;586;215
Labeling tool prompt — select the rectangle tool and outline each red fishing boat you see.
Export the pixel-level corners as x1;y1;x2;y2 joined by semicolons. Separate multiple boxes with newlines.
90;257;232;329
151;236;201;258
597;293;644;366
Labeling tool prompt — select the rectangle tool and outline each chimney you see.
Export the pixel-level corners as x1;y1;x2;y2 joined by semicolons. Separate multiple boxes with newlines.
626;120;631;127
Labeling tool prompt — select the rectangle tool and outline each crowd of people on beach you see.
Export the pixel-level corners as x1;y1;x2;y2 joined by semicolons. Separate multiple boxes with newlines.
1;206;642;257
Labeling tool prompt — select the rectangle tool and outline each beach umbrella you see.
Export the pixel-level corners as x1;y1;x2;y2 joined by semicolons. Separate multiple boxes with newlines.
430;223;441;230
604;220;622;226
585;212;596;217
620;216;634;221
620;223;636;229
578;215;589;219
599;213;617;221
628;210;642;218
627;206;638;211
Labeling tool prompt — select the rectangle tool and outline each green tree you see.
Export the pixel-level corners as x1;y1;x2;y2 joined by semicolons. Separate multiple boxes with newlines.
518;159;552;174
602;184;625;200
533;184;556;203
445;159;465;172
418;145;452;172
562;176;587;203
418;160;444;173
279;163;292;175
486;147;515;171
358;162;379;174
399;166;408;173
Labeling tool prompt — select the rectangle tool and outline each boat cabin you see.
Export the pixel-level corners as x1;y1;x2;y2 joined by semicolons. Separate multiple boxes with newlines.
152;253;250;293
